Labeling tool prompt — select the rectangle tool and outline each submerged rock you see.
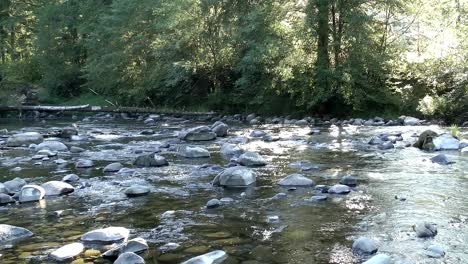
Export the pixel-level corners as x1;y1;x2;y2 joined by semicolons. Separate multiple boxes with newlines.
180;145;210;158
103;162;124;172
181;250;227;264
306;195;327;202
75;159;94;168
41;181;74;196
206;199;221;209
220;143;243;157
62;174;80;182
50;242;84;261
70;146;85;153
213;166;256;187
430;154;454;165
288;160;319;171
433;134;460;150
19;185;45;203
352;237;378;255
0;224;33;242
339;175;358;187
35;140;68;152
378;141;394;150
6;132;43;147
103;237;149;257
363;254;391;264
277;174;315;187
238;152;267;166
81;227;129;244
327;184;351;194
179;126;217;141
425;244;445;258
114;252;145;264
250;130;266;138
134;154;168;167
415;222;437;238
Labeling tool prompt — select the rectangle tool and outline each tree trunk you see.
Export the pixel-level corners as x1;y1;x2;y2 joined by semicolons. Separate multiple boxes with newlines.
9;24;16;62
315;0;330;94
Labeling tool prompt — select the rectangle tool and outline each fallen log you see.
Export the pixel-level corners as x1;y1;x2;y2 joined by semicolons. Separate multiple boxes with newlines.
0;105;217;116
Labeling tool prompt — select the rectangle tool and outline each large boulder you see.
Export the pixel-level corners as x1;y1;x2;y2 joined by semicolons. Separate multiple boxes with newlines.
220;143;243;157
114;252;145;264
352;237;379;255
213;166;256;187
181;250;227;264
35;140;68;152
134;154;168;167
211;121;229;137
0;224;33;242
41;181;74;196
3;177;26;194
6;132;43;147
19;185;45;203
278;174;315;187
50;242;84;261
237;152;267;166
179;126;216;141
179;146;210;158
413;130;438;151
432;134;460;150
81;227;129;244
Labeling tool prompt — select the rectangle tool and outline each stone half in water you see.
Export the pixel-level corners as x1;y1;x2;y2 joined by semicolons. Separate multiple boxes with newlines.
49;242;84;261
181;250;227;264
81;227;130;244
0;224;33;243
352;236;379;255
114;252;145;264
212;166;256;187
363;254;391;264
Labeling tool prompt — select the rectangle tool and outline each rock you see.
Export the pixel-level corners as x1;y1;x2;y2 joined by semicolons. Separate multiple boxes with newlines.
238;152;267;166
433;134;460;150
50;242;84;261
3;177;27;193
306;195;327;202
288;160;319;171
267;215;280;223
206;199;221;209
180;146;210;158
181;250;227;264
402;116;421;126
415;222;437;238
413;130;438;151
363;254;391;264
295;119;308;126
134;154;168;167
144;118;155;124
75;159;94;168
339;175;357;187
250;130;266;138
81;227;129;244
220;143;243;157
6;132;43;147
125;186;151;197
352;237;378;255
41;181;74;196
59;127;78;139
32;154;47;160
140;129;155;135
262;134;280;142
62;174;80;182
0;193;14;204
425;244;445;258
369;137;384;145
103;237;148;257
461;146;468;153
211;121;229;137
70;146;85;153
277;174;315;186
378;142;394;150
114;252;145;264
430;154;453;165
37;149;57;157
179;126;217;141
213;166;256;187
328;184;351;194
0;183;6;194
0;224;33;242
35;140;68;152
103;162;123;172
19;185;45;203
246;114;256;122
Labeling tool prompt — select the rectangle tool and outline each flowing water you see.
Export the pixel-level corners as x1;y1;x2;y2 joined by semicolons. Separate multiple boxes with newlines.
0;118;467;264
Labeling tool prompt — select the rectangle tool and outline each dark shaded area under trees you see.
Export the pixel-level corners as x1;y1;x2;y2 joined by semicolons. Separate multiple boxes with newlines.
0;0;466;122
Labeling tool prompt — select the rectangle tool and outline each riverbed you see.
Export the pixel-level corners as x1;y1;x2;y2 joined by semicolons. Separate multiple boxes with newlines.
0;116;467;264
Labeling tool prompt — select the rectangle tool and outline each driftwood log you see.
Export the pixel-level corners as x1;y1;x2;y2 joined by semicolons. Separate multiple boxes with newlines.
0;105;216;116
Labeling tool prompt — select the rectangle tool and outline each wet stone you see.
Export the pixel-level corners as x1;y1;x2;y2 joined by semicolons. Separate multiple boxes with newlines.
430;154;453;165
125;186;150;197
363;254;391;264
306;195;327;202
41;181;74;196
3;177;27;194
327;184;351;194
180;145;211;158
63;174;80;182
181;250;227;264
81;227;130;244
0;224;33;242
75;159;94;168
103;162;123;172
339;175;358;187
238;152;267;166
278;174;315;187
70;146;85;153
352;237;379;255
114;252;145;264
134;153;168;167
19;185;45;203
0;193;14;204
415;222;437;238
206;199;221;209
425;244;445;258
50;242;84;261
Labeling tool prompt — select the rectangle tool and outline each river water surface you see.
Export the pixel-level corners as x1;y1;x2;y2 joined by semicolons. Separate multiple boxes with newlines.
0;118;466;264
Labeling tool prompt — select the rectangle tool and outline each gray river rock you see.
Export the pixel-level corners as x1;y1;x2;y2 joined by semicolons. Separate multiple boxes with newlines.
213;166;256;187
0;224;33;242
181;250;227;264
49;242;84;261
19;184;45;202
81;227;130;243
114;252;145;264
277;174;315;187
41;181;74;196
237;151;267;166
6;132;43;147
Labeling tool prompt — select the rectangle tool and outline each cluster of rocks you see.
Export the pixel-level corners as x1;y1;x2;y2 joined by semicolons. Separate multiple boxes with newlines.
0;177;74;204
